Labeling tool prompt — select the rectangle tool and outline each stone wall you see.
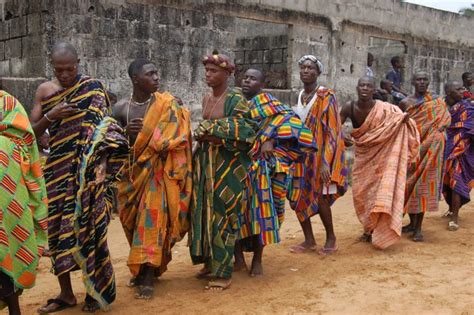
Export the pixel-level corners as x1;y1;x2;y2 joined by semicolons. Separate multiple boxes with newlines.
0;0;473;117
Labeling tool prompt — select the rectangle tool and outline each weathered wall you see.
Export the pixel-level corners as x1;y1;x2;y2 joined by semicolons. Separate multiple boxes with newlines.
0;0;473;116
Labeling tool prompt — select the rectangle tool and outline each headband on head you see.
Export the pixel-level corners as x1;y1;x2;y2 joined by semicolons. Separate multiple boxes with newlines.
298;55;324;73
202;52;235;74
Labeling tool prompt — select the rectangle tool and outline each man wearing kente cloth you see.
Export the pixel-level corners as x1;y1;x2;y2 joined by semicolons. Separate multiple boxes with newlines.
30;42;129;313
290;55;348;255
113;59;192;299
442;80;474;231
0;91;48;315
399;70;451;242
234;68;316;276
341;76;419;249
189;51;257;291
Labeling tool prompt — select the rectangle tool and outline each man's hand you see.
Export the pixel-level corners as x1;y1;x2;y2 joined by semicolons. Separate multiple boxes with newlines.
95;157;107;185
126;118;144;138
199;134;221;145
402;113;410;123
320;164;331;185
260;140;274;160
47;102;79;120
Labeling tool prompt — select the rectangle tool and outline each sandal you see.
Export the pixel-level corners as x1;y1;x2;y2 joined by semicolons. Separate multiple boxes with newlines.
205;279;232;291
318;246;338;256
448;221;459;231
38;298;77;314
289;244;317;254
135;285;154;300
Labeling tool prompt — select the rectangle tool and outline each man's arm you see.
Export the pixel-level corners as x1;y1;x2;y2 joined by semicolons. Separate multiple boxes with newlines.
340;101;353;147
30;83;55;137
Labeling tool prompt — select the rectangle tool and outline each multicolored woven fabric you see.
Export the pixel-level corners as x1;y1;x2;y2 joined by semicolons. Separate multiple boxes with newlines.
41;75;128;309
118;92;192;277
291;87;348;222
405;92;451;214
190;89;257;279
239;92;316;246
442;99;474;206
0;91;48;296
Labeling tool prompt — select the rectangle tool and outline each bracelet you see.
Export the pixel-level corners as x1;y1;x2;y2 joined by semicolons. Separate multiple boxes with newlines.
44;113;55;122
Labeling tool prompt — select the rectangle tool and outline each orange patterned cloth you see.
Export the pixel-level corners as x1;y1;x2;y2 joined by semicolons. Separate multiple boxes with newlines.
405;93;451;214
352;101;419;249
291;87;348;221
0;91;48;294
118;92;192;276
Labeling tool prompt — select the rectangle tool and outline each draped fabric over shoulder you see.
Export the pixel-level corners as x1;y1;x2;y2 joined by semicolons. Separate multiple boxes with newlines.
0;91;48;302
190;89;257;279
239;92;316;247
352;101;419;249
443;99;474;206
405;93;451;214
118;92;193;276
41;75;129;309
291;87;348;221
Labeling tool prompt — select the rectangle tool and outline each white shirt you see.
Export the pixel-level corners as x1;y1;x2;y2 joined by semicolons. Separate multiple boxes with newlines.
292;88;320;123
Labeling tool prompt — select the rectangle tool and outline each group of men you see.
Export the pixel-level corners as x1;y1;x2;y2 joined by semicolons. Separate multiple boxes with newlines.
0;41;473;314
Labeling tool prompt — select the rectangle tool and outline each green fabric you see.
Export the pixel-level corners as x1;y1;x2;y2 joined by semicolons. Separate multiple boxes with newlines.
189;89;257;279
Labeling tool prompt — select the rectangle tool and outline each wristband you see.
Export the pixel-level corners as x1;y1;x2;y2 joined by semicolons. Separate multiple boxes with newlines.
44;113;55;122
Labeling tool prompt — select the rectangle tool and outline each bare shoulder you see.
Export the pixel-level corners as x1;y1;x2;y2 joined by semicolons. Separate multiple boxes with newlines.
398;95;414;112
35;80;60;99
112;98;128;120
340;100;352;115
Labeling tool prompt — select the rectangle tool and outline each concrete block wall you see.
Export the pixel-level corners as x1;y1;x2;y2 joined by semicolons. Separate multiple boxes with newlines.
0;0;473;115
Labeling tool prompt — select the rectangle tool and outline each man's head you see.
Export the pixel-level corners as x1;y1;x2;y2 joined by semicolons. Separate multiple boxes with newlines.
356;76;376;102
367;53;374;67
462;72;472;88
380;79;393;93
50;41;80;88
128;58;159;95
411;70;430;95
241;68;265;100
390;56;403;70
202;51;234;88
444;80;465;104
298;55;323;85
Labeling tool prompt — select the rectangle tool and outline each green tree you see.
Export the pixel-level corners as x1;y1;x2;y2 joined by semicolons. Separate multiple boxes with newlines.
459;4;474;17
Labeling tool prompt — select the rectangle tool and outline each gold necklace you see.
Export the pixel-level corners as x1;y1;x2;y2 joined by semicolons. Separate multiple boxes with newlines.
203;92;225;119
302;87;318;106
126;93;154;182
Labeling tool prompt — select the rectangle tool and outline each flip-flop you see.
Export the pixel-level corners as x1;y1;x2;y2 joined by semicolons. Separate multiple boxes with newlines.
38;298;77;314
289;244;317;254
205;279;232;291
318;246;338;256
135;285;154;300
448;221;459;231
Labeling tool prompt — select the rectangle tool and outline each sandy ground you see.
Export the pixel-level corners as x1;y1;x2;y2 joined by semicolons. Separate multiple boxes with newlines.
16;189;474;315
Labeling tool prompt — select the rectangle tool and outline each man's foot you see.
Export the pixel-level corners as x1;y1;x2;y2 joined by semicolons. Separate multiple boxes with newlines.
359;232;372;242
412;230;424;242
196;267;212;279
448;220;459;231
127;274;143;288
135;285;155;300
38;298;77;314
205;278;232;291
233;260;248;272
81;301;100;313
318;245;338;256
249;260;263;277
289;241;317;253
402;224;415;234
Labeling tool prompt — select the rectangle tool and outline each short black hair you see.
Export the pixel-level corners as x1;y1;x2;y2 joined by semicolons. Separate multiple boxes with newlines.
245;67;266;83
128;58;154;79
51;41;78;59
390;56;401;67
380;79;392;89
462;72;472;81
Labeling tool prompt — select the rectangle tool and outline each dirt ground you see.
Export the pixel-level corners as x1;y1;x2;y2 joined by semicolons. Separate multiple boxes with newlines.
18;189;473;315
